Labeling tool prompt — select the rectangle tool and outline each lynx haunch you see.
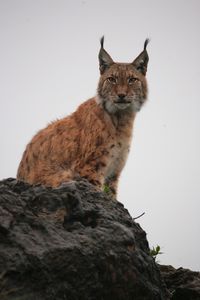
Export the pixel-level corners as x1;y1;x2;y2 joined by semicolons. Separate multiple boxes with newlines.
17;37;149;198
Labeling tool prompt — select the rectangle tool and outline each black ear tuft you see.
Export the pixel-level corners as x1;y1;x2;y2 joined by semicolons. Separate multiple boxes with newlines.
144;38;150;51
100;36;104;48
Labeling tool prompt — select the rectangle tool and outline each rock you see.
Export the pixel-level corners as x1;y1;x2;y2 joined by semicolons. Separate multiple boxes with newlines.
0;178;169;300
159;264;200;300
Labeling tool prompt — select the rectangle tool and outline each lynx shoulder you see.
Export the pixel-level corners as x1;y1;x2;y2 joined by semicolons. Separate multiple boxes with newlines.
17;37;149;198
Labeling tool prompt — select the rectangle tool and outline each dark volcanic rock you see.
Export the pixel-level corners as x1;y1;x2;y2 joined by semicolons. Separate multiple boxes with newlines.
0;178;169;300
159;265;200;300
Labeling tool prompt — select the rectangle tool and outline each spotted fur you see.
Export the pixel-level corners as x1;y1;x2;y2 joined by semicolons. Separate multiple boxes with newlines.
17;37;149;198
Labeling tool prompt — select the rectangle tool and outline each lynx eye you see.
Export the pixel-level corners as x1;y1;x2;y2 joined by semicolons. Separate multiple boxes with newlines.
107;77;117;84
128;77;138;85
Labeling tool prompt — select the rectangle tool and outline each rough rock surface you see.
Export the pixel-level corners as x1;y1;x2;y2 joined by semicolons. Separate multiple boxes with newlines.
0;178;169;300
159;264;200;300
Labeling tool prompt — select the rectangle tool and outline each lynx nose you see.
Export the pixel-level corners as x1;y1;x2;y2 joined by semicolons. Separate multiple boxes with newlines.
117;94;126;102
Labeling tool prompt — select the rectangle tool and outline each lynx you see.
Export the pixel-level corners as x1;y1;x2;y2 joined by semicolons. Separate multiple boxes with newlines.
17;37;149;198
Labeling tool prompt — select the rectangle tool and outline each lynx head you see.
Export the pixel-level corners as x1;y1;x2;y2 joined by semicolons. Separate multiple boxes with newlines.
97;36;149;114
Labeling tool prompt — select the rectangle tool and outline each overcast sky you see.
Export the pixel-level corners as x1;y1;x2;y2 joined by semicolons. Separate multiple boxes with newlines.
0;0;200;271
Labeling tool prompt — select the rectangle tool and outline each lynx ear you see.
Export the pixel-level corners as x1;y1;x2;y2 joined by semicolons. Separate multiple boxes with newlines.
132;39;150;75
98;36;114;74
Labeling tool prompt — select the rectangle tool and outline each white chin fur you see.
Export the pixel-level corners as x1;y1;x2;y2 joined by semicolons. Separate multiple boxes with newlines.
114;103;131;110
96;95;142;114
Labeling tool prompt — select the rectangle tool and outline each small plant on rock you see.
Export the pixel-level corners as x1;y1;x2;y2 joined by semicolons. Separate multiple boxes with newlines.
150;245;163;262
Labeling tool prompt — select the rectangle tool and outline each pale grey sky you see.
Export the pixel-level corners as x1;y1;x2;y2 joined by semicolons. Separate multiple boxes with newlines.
0;0;200;270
